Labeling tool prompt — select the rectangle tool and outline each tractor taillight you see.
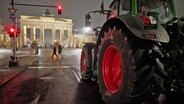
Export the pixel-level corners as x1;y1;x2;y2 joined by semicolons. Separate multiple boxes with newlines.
141;16;150;25
141;16;157;30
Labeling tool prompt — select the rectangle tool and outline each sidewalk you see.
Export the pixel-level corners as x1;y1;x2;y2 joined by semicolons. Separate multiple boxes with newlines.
0;55;39;87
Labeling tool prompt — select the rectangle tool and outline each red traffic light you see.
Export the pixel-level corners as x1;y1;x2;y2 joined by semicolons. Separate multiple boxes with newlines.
6;27;20;38
58;5;62;10
57;5;63;15
10;28;15;33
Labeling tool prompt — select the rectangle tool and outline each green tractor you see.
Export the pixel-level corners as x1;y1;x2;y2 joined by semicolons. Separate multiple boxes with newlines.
80;0;184;103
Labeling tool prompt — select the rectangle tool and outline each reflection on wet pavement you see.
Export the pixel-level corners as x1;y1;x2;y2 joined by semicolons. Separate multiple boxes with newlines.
17;78;50;103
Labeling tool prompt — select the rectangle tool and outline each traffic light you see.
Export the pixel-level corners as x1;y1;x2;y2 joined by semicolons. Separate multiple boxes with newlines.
57;5;63;15
8;27;15;37
85;14;91;27
6;27;20;38
10;28;15;33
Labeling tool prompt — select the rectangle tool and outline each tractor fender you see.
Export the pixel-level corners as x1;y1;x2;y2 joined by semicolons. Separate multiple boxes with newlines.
97;15;170;46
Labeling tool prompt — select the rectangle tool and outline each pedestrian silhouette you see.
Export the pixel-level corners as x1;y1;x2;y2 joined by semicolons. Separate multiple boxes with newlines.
58;44;62;58
52;46;58;58
35;46;39;55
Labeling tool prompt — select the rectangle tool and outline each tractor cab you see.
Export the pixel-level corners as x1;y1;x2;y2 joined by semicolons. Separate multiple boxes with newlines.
109;0;176;24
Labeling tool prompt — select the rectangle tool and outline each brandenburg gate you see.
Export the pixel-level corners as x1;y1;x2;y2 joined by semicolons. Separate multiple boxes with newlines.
19;15;73;47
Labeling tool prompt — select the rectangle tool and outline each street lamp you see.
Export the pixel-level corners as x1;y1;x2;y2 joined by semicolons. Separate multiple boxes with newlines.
83;27;92;33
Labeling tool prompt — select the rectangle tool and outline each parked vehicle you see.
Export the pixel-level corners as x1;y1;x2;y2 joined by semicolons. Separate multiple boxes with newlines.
80;0;184;103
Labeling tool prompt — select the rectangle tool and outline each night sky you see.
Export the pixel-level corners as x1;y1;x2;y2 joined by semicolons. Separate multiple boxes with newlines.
0;0;183;30
0;0;111;30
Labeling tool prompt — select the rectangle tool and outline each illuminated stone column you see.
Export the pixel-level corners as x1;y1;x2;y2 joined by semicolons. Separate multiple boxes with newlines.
33;26;36;41
40;27;44;44
21;25;27;46
60;28;64;46
68;28;73;47
30;27;33;41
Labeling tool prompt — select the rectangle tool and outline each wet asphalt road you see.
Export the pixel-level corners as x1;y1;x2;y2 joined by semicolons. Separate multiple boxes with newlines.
0;48;104;104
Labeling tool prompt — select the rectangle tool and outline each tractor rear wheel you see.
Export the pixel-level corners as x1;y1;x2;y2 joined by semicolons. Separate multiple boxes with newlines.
80;43;96;81
98;27;156;104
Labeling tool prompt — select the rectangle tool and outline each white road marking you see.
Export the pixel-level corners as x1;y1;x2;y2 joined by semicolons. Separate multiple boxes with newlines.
39;76;53;80
72;70;81;82
0;70;12;72
29;65;81;82
28;66;71;69
31;95;40;104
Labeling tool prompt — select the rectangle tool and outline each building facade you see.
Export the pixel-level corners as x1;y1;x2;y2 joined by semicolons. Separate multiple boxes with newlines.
19;15;73;48
0;16;96;48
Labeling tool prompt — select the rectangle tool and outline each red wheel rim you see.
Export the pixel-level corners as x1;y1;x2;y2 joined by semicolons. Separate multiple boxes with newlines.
102;45;124;93
81;51;86;73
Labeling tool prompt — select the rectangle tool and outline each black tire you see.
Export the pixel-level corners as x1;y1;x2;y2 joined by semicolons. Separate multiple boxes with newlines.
98;27;156;104
80;43;96;80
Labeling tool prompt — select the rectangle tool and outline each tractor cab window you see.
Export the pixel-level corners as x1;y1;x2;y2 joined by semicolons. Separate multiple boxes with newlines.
119;0;130;15
109;0;119;18
109;0;130;17
138;0;174;23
